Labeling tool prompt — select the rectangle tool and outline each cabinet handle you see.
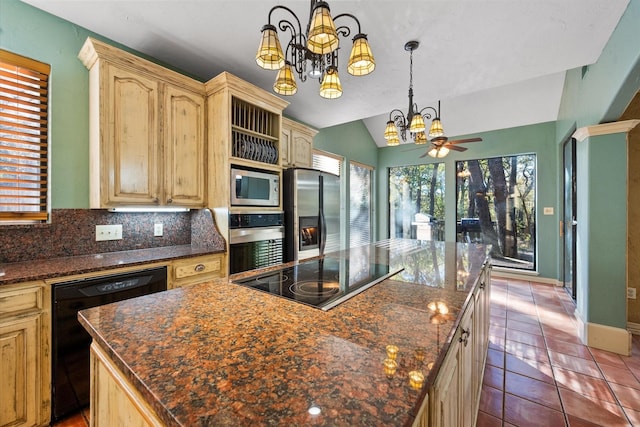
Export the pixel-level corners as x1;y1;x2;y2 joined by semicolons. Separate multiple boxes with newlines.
459;328;470;347
194;264;206;272
480;282;485;289
167;198;173;204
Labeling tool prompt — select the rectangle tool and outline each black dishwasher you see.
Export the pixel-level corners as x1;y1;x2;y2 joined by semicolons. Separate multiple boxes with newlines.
51;266;167;421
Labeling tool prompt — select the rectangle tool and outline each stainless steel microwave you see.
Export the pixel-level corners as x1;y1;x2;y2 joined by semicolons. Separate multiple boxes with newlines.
230;167;280;207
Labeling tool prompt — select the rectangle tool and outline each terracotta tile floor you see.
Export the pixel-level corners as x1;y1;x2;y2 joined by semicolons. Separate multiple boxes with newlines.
52;407;89;427
54;278;640;427
478;277;640;427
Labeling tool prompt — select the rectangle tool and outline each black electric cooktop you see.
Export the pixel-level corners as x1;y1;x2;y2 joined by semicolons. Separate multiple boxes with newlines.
232;257;403;311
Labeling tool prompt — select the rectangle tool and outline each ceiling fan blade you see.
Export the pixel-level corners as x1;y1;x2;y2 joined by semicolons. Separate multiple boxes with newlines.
447;145;467;152
448;137;482;145
402;146;427;152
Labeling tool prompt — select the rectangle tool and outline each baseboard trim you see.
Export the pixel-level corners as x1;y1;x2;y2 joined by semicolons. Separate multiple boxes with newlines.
491;269;561;286
627;321;640;336
583;322;632;356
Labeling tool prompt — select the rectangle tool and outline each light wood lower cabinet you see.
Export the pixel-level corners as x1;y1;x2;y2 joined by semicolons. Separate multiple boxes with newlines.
90;343;162;427
427;262;491;427
168;253;226;289
0;281;50;427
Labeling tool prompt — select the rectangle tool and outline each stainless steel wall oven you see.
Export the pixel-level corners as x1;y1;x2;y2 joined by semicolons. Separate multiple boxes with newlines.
229;211;284;274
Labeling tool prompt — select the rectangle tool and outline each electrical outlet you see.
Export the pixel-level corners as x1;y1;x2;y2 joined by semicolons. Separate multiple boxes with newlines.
628;288;637;299
96;224;122;241
154;223;163;237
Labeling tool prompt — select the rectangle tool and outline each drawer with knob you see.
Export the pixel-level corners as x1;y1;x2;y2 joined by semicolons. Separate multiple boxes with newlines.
169;254;226;288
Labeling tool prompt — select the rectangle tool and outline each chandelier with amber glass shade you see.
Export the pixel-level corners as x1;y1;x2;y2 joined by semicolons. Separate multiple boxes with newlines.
255;0;375;99
384;41;482;158
384;41;443;148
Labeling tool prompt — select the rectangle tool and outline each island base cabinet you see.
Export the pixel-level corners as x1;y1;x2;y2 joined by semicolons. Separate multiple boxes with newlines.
429;261;490;427
90;343;163;427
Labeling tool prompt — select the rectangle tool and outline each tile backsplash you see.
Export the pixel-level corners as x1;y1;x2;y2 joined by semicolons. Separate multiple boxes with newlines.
0;209;226;264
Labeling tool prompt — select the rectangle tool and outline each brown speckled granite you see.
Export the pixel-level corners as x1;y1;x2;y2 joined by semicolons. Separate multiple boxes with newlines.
78;239;490;426
0;208;225;264
0;208;226;285
0;245;224;285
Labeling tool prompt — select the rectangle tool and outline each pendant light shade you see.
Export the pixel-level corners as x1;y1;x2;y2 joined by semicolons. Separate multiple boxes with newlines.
428;118;444;139
307;2;339;55
414;131;428;145
347;34;375;76
273;62;297;95
387;134;400;146
319;66;342;98
256;24;285;70
409;113;426;134
428;146;450;158
384;121;399;141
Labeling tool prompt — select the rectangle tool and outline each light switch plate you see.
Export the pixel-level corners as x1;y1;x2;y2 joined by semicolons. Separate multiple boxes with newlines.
154;223;163;237
96;224;122;241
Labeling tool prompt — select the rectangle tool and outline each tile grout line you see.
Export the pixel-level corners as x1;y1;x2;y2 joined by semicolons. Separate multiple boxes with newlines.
533;281;570;427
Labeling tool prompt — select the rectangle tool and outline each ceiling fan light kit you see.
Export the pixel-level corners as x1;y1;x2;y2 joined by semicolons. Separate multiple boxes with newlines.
256;0;375;99
385;41;482;158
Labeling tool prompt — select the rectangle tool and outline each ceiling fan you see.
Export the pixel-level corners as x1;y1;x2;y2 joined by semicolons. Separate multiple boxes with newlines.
418;135;483;158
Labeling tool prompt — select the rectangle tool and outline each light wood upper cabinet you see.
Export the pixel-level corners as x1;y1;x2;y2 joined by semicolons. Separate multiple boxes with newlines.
0;281;50;427
163;85;206;206
204;72;289;212
281;117;318;168
104;64;160;206
79;37;206;209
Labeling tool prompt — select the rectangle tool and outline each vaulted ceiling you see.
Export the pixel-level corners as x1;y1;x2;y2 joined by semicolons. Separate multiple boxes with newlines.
23;0;630;146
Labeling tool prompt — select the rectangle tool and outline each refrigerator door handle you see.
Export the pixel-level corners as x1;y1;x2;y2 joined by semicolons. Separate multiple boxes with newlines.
318;174;326;256
319;209;326;255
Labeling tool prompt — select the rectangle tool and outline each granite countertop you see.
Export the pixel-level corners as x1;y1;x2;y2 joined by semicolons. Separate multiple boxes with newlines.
0;245;224;286
79;239;490;426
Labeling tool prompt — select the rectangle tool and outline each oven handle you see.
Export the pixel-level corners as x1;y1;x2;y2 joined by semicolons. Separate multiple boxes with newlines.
229;226;285;244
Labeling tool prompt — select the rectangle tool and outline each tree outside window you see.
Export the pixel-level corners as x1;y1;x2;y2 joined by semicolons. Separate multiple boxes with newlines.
456;154;536;270
389;164;445;241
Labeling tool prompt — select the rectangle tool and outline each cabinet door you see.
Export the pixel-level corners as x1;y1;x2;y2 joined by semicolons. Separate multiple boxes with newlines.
459;302;475;427
473;273;489;404
0;315;39;427
164;85;206;207
431;301;475;427
432;335;461;427
280;127;291;166
290;130;313;168
104;64;160;205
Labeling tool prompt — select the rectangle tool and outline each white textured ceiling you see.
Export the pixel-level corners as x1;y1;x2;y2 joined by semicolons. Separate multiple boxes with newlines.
23;0;630;147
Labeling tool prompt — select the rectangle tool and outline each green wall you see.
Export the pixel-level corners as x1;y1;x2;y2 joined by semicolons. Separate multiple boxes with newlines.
576;133;628;328
0;0;198;209
556;0;640;140
1;0;94;208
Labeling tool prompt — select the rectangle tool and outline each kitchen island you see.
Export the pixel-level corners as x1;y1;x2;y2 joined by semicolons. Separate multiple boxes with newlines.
78;239;491;426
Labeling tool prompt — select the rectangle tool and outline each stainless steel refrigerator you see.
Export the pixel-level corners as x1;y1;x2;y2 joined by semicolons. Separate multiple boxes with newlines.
284;168;341;261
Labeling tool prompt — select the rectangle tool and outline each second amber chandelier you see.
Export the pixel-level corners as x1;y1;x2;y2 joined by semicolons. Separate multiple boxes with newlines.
255;0;375;99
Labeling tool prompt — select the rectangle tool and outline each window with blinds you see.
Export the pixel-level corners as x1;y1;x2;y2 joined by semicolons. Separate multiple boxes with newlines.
312;149;342;176
349;161;373;248
0;49;50;222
